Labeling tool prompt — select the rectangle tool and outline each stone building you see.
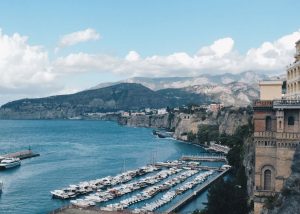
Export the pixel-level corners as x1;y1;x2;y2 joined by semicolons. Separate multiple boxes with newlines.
286;39;300;98
253;40;300;214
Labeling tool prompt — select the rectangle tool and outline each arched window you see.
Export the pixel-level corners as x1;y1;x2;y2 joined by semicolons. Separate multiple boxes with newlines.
266;116;272;131
279;120;282;129
288;116;295;125
264;169;272;190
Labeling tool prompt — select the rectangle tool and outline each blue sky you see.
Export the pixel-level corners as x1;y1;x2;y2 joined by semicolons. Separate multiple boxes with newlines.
1;0;299;56
0;0;300;103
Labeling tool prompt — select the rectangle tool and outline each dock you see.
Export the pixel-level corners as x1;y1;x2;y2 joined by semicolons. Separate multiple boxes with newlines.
180;155;227;162
1;149;40;160
165;168;230;214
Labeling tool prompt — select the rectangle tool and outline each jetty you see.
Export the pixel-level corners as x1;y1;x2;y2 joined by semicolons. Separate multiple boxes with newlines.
165;167;231;214
0;149;40;160
180;155;227;162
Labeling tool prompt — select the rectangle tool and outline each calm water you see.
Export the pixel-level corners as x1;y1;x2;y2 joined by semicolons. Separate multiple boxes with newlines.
0;120;217;214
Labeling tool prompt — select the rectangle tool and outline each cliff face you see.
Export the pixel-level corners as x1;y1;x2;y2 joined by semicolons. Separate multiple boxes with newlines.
217;108;251;135
119;107;252;141
264;146;300;214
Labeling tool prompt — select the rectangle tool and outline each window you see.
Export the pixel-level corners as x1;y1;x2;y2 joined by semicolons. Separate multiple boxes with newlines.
266;116;272;131
264;169;272;190
279;121;282;129
288;116;295;125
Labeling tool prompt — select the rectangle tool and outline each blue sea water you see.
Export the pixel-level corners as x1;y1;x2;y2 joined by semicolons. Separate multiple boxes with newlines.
0;120;219;214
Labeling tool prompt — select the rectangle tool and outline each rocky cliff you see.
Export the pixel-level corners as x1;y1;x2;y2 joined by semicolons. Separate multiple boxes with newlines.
118;107;252;141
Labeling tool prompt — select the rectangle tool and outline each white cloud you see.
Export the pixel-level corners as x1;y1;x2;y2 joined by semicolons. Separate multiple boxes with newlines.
1;28;300;104
198;37;234;57
0;29;56;92
125;51;140;62
58;28;100;48
54;29;300;77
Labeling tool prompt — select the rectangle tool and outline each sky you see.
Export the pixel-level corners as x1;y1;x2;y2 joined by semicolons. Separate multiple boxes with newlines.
0;0;300;104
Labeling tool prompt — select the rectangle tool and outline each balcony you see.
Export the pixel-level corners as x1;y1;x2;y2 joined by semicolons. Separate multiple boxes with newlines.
254;189;277;197
254;131;300;140
273;99;300;109
253;100;273;108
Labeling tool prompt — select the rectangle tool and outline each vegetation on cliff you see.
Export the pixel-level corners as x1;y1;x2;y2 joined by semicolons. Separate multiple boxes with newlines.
193;125;252;214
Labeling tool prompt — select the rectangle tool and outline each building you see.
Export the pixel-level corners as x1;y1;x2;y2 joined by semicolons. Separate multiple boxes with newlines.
253;40;300;214
209;103;224;112
157;108;167;115
286;40;300;98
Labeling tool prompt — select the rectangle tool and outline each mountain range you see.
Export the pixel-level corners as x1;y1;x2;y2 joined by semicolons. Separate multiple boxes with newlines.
92;71;277;106
0;71;284;119
92;71;270;90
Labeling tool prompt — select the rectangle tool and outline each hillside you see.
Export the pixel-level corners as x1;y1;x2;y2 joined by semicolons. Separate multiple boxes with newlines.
0;83;209;119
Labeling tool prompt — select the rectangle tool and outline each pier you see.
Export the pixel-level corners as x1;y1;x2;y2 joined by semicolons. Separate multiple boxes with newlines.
165;167;231;214
0;149;40;160
180;155;227;162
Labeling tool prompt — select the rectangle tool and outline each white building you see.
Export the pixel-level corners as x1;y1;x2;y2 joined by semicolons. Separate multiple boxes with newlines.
157;108;167;115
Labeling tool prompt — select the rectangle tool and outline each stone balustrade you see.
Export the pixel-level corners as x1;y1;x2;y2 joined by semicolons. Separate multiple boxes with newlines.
254;131;300;140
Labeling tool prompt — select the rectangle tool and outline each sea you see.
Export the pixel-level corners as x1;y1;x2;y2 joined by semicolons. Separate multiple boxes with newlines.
0;120;222;214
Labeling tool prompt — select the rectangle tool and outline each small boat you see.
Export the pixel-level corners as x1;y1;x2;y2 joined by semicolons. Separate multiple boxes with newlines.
0;158;21;169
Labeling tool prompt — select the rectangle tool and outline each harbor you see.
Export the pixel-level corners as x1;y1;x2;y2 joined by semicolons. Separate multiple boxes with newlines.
50;156;230;213
0;120;228;214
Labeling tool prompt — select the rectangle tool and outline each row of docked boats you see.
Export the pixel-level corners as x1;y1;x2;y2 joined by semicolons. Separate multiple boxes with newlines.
0;157;21;170
134;170;214;213
100;169;199;211
51;165;159;200
71;167;183;208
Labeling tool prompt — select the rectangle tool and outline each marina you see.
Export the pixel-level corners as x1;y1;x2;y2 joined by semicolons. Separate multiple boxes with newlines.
51;157;231;212
165;166;231;213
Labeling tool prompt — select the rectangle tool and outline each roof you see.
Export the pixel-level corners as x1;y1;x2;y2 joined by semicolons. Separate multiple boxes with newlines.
259;80;283;86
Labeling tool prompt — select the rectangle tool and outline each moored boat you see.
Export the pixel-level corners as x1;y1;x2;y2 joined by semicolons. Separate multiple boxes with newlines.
0;158;21;170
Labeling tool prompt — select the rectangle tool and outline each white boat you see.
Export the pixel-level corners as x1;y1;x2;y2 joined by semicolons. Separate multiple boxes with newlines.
0;158;21;169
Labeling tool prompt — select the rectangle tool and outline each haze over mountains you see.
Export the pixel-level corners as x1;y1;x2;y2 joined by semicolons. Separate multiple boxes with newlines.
0;71;285;119
92;71;270;90
92;71;281;106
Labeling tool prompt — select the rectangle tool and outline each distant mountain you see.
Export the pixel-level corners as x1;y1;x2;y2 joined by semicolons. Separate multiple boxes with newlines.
0;83;209;119
92;71;270;91
184;82;259;107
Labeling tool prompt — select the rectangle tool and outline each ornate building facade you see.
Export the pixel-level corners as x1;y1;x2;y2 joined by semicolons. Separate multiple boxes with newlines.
253;40;300;214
